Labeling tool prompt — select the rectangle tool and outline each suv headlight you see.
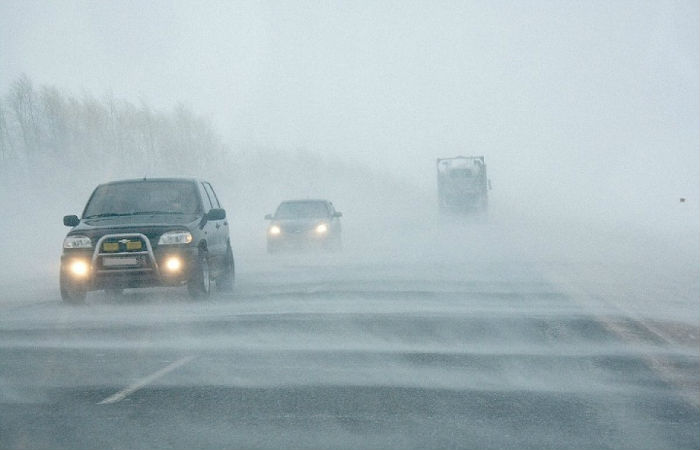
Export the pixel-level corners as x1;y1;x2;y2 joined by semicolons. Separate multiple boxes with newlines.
63;235;92;249
158;231;193;245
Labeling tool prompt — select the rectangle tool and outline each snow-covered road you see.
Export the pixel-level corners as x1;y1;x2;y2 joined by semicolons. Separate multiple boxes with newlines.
1;233;697;449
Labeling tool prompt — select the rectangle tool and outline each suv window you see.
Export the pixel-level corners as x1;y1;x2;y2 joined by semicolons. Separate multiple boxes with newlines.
199;182;213;211
203;182;220;208
83;181;201;217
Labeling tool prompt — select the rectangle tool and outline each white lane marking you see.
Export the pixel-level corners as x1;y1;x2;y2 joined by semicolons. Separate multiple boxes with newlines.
97;355;195;405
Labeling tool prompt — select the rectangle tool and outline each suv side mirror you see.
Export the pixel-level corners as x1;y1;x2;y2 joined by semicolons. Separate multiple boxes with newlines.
333;211;343;218
63;215;80;227
207;208;226;221
264;214;273;220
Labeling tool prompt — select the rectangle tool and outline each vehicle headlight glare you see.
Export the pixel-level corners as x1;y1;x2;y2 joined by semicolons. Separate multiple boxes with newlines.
165;256;182;272
315;223;328;234
269;225;281;235
158;231;193;245
69;260;89;276
63;235;92;249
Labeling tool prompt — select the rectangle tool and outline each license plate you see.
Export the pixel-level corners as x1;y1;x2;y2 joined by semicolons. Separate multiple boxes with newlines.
103;256;139;267
126;241;142;250
103;242;119;252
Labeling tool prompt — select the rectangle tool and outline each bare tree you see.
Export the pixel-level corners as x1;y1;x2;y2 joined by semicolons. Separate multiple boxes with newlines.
39;86;69;155
2;75;230;178
7;74;41;156
0;101;12;162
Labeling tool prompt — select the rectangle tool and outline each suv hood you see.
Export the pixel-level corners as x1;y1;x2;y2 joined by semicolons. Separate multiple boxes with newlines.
78;213;200;228
67;214;200;246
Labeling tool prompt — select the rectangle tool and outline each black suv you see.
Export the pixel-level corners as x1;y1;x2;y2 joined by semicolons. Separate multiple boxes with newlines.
60;178;235;303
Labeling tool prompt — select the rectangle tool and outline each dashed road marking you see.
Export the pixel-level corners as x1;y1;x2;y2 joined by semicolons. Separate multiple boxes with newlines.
97;355;195;405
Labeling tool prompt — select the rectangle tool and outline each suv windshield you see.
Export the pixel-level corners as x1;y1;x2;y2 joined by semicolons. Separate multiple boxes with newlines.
83;181;201;218
275;201;329;219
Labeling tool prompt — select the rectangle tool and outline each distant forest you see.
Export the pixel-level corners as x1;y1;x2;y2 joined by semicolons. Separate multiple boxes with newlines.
0;74;228;174
0;75;427;221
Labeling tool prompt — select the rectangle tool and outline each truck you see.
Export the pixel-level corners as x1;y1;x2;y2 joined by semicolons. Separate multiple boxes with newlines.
437;156;490;215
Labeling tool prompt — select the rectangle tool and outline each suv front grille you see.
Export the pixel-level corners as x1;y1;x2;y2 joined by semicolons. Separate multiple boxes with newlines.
100;236;147;253
93;233;157;273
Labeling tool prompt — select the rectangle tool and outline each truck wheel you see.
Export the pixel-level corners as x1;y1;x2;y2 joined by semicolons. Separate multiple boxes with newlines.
479;196;489;222
60;272;87;304
187;250;211;299
216;244;235;293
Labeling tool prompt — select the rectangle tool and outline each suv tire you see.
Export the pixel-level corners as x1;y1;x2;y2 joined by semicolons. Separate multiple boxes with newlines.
188;250;211;299
216;243;235;293
60;272;87;304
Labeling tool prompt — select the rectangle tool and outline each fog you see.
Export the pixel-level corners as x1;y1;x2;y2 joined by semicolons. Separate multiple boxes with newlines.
0;2;698;448
0;0;697;320
1;2;698;228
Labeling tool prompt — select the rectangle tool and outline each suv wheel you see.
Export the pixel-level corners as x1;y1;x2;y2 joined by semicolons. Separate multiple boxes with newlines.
216;244;235;293
60;272;87;304
188;250;211;299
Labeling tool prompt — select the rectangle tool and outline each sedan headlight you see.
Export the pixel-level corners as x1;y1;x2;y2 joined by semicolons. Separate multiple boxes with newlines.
158;231;193;245
63;235;92;249
315;223;328;234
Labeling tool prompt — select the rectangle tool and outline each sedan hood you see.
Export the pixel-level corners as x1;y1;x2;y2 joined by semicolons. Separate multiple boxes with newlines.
274;218;327;232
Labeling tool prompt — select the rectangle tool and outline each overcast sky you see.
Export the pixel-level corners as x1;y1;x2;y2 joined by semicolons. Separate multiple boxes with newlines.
1;0;698;225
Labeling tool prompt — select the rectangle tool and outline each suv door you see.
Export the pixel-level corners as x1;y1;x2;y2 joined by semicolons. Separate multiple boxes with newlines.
201;181;227;271
328;201;341;234
196;182;220;265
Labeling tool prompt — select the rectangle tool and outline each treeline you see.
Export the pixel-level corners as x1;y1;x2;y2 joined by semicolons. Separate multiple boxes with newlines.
0;74;430;227
0;74;228;175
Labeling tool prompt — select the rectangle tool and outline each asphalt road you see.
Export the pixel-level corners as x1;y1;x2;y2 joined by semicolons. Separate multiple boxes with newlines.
1;239;698;449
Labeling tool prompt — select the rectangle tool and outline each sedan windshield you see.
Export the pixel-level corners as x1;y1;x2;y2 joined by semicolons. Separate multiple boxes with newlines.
275;201;329;219
83;181;201;218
